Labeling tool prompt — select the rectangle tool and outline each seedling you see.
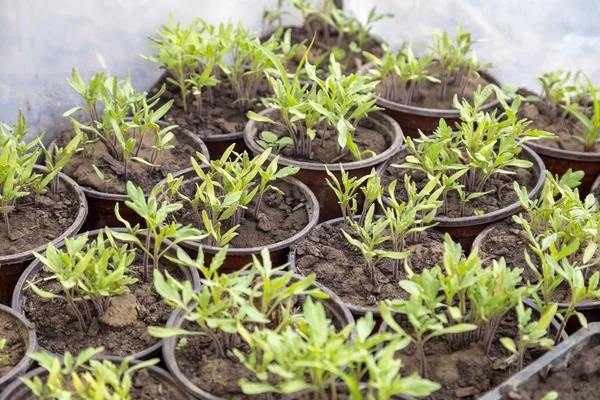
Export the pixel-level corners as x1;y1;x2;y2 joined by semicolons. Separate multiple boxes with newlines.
21;347;159;399
536;69;579;118
0;339;7;364
325;164;370;224
28;231;137;332
563;74;600;151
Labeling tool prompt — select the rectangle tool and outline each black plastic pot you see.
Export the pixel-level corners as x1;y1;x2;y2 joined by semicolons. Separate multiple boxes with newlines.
359;63;502;138
161;272;355;399
11;228;201;360
47;124;210;230
244;109;404;222
479;322;600;400
155;167;320;273
473;221;600;333
0;166;88;306
0;304;36;391
0;355;192;400
378;144;546;250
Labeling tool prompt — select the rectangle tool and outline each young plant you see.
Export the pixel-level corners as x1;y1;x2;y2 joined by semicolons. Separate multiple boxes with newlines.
536;69;579;118
563;73;600;152
500;301;557;370
21;347;159;399
0;339;7;364
28;230;137;332
325;164;371;224
256;130;293;154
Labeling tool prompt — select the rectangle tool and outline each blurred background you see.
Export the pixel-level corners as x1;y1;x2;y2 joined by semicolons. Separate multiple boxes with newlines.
1;0;599;141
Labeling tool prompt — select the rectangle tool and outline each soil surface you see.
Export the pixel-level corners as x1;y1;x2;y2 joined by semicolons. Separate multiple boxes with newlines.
382;151;537;218
178;180;309;249
0;184;79;257
500;336;600;400
151;75;270;138
376;63;495;110
477;218;600;304
516;88;595;153
56;127;200;195
21;258;189;357
254;116;391;164
293;221;446;309
393;309;546;400
0;312;27;378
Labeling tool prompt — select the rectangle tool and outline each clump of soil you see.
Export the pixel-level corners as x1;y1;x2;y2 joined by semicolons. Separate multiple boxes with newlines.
376;63;495;110
477;219;600;304
0;184;79;257
293;221;445;309
500;336;600;400
21;257;190;357
56;127;200;195
253;116;391;164
394;309;548;400
178;180;310;249
151;75;270;137
381;151;537;218
0;312;27;378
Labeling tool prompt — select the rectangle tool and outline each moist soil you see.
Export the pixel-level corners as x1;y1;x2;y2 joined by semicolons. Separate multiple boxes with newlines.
477;218;600;304
178;180;309;248
293;222;446;309
56;127;199;195
151;75;270;137
394;309;545;400
516;88;596;153
376;63;495;110
254;117;390;164
500;336;600;400
382;151;537;218
21;259;188;357
0;185;79;257
0;312;27;378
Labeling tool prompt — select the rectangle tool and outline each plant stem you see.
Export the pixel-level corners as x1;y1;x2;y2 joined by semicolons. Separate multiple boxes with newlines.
416;340;427;378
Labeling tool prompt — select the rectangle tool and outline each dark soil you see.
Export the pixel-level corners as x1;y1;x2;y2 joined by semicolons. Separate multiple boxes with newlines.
0;184;79;257
254;116;390;164
0;312;27;378
500;336;600;400
381;150;537;218
21;258;189;357
293;221;446;309
178;180;309;249
376;63;495;110
477;218;600;304
56;127;200;195
151;75;270;137
394;309;547;400
516;88;595;153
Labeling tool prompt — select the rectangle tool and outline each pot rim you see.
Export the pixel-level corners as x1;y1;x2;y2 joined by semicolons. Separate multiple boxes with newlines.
46;121;210;202
0;304;37;389
525;138;600;162
378;143;546;227
592;174;600;193
0;166;88;265
11;227;201;361
243;109;404;172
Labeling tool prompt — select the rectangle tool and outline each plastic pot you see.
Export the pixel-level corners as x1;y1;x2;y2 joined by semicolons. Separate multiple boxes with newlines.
480;322;600;400
11;228;200;360
0;166;88;306
378;144;546;250
0;304;36;391
0;355;192;400
47;124;210;230
244;109;404;222
155;167;320;273
201;132;248;162
473;222;600;333
161;272;355;399
592;173;600;195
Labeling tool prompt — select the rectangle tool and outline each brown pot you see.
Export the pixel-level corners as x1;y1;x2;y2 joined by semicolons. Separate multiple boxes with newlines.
160;272;355;399
0;355;192;400
244;109;404;222
526;141;600;195
359;63;502;138
47;123;210;230
155;167;320;273
0;166;88;306
378;144;546;250
0;304;36;391
201;132;248;162
11;228;201;360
